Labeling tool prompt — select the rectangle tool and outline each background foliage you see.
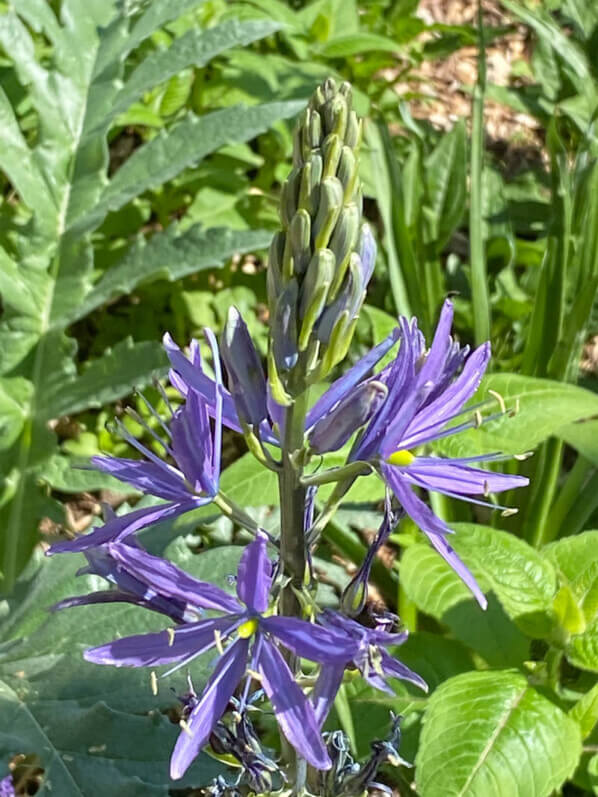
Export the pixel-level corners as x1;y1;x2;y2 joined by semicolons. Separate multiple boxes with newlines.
0;0;597;795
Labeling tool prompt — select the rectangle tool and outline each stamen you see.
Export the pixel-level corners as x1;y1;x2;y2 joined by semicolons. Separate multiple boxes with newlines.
514;451;533;461
124;407;173;455
483;480;490;498
473;410;483;428
150;671;158;695
179;719;193;737
246;669;262;682
136;388;173;437
214;629;225;655
153;376;176;416
166;627;176;646
488;389;506;414
501;508;518;517
509;399;520;417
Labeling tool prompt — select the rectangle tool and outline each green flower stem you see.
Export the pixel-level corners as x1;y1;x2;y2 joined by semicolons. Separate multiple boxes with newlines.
278;388;310;786
306;476;357;546
548;455;595;542
301;461;372;487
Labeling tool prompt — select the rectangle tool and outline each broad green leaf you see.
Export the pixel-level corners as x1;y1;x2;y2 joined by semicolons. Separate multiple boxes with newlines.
570;681;598;739
72;101;304;234
319;32;404;57
436;374;598;457
74;227;273;323
416;670;582;797
40;455;131;494
400;544;530;666
219;453;279;507
0;378;33;451
0;544;237;794
402;523;556;638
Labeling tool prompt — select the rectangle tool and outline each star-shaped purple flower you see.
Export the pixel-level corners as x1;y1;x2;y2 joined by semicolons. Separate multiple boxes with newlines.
82;534;358;778
49;330;224;556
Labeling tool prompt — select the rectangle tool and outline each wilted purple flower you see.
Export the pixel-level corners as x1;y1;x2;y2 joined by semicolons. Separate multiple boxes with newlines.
342;713;410;796
49;330;224;555
0;775;14;797
311;610;427;728
82;534;359;778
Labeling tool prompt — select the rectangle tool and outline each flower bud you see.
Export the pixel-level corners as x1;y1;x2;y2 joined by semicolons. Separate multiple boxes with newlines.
272;279;299;373
220;308;267;427
309;380;387;454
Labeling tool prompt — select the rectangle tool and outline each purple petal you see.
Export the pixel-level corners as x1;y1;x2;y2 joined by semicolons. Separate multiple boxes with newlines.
403;461;529;496
382;465;487;608
257;638;331;770
220;307;268;427
236;532;272;613
311;664;345;728
358;222;377;286
262;616;357;664
91;455;188;501
163;332;240;432
84;615;238;667
170;637;249;779
48;501;197;554
397;342;491;450
415;299;454;389
107;543;243;614
170;392;216;496
379;649;428;691
307;328;400;428
309;381;388;454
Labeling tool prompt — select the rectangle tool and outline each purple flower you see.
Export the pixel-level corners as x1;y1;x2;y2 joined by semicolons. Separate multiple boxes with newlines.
0;775;14;797
311;610;426;728
324;299;527;607
82;534;359;778
48;330;224;555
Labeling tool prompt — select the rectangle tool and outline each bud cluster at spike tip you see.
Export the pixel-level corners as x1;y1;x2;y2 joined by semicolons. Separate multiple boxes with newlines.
267;77;375;395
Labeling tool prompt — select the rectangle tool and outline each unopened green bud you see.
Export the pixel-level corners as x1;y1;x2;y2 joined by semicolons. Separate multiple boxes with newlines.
323;94;348;141
314;177;344;250
328;203;360;298
300;249;335;318
267;348;292;406
338;146;358;201
280;169;300;229
345;111;361;148
267;232;284;308
287;208;311;276
322;134;342;179
298;155;322;216
308;107;322;148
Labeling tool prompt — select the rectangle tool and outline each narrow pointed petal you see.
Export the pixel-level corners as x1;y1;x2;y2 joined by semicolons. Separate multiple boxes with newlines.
163;332;240;431
404;461;529;496
397;342;491;450
91;455;188;501
379;649;428;691
84;616;238;667
307;328;400;428
382;465;487;608
48;501;196;554
261;616;356;664
170;392;216;495
258;638;331;769
311;664;345;728
220;307;268;427
107;543;243;614
170;637;249;779
203;327;224;490
415;299;454;389
309;381;388;454
236;532;272;613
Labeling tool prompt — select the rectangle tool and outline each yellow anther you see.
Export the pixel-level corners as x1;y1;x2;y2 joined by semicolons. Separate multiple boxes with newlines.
166;627;176;647
488;389;506;414
150;671;158;696
483;480;490;498
214;629;224;655
179;719;193;737
238;618;259;639
386;449;415;467
474;410;483;428
246;668;263;682
501;508;518;517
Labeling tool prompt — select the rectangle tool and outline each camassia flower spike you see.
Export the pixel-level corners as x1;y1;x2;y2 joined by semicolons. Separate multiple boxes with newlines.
48;330;224;555
81;533;358;778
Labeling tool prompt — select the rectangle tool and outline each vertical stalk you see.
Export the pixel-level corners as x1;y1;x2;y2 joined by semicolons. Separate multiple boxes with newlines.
547;455;594;542
278;388;309;787
470;0;491;345
524;437;564;548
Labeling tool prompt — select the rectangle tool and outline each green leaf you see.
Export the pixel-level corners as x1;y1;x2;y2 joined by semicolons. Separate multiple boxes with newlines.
42;339;167;420
559;419;598;466
570;681;598;739
319;31;404;57
40;455;132;494
416;670;582;797
219;453;279;507
74;226;273;323
402;523;556;638
436;374;598;457
0;378;33;451
423;119;467;252
72;101;304;235
0;544;237;794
